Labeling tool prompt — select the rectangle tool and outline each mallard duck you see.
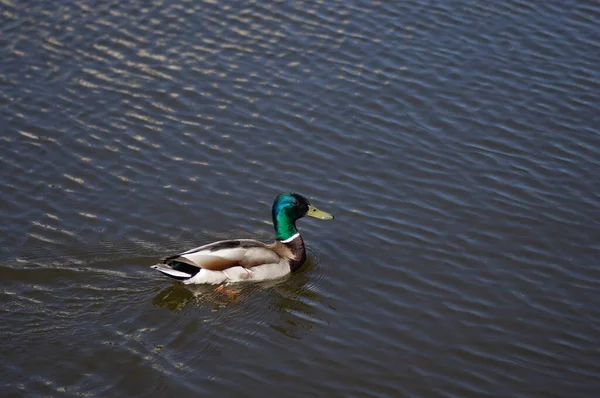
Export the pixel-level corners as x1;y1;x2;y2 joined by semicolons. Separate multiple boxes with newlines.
151;192;334;284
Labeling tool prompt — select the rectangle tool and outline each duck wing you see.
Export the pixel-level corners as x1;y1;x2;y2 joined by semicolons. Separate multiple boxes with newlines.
162;239;282;271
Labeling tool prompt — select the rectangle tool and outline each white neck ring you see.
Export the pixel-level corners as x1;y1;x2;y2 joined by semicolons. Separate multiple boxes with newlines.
279;233;300;243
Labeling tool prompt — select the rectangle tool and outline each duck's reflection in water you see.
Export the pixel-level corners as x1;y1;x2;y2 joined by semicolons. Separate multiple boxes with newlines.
151;258;332;339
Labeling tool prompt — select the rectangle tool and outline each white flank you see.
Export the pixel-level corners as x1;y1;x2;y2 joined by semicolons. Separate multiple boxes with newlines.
183;261;291;285
279;233;300;243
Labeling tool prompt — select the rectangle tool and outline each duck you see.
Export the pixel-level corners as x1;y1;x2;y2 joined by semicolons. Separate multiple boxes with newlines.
151;192;334;284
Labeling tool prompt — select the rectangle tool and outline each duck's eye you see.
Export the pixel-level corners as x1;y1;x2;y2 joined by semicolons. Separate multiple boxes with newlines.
291;201;299;206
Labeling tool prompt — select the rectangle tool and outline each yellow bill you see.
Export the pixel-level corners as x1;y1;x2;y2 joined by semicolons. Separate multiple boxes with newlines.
306;205;334;220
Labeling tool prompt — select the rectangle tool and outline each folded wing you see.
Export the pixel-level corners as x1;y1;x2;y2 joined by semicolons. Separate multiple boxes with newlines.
163;239;281;271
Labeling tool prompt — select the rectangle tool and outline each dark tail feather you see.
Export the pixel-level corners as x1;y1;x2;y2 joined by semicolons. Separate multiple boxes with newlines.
151;263;194;280
168;260;202;277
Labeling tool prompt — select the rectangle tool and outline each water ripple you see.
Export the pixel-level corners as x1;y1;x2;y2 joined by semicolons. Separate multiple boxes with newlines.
3;0;600;396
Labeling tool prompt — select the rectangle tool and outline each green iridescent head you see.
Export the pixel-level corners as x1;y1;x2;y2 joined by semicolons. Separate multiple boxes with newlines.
271;192;334;241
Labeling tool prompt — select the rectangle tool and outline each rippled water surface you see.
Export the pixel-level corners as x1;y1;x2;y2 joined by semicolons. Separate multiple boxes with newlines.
2;0;600;396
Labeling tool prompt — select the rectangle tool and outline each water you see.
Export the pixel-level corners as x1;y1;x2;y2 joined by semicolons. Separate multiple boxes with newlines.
2;0;600;396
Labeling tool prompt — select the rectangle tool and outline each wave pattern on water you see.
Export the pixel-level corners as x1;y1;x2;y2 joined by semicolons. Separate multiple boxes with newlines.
2;0;600;396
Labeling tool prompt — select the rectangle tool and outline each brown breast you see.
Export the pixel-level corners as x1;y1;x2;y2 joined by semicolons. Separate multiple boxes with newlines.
268;236;306;272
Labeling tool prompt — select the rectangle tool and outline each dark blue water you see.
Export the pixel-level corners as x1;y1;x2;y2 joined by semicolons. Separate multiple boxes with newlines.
2;0;600;396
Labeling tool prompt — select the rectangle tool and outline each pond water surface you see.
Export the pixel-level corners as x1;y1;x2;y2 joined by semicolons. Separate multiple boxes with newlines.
2;0;600;396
